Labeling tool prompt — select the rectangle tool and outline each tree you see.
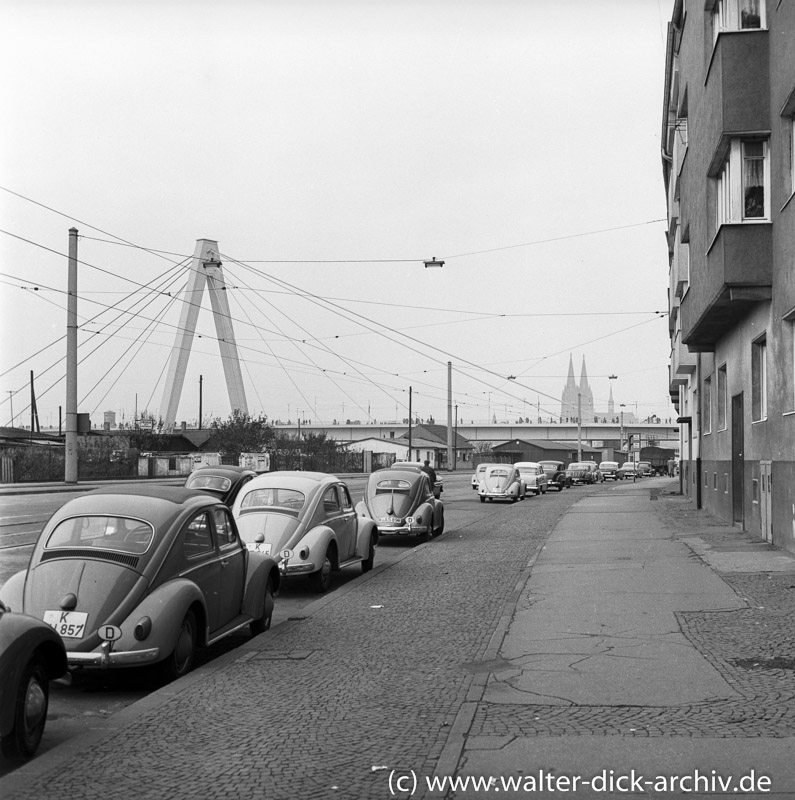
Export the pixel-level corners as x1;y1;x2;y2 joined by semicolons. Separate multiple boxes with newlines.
208;410;273;464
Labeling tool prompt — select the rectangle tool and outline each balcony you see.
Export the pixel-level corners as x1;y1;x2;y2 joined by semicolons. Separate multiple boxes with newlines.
705;30;769;147
681;223;772;351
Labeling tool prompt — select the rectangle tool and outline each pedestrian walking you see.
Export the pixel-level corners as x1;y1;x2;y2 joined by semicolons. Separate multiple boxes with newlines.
667;458;676;477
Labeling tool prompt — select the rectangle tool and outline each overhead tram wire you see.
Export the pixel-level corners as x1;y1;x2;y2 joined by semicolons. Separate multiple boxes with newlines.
3;260;189;417
221;251;563;410
223;261;399;423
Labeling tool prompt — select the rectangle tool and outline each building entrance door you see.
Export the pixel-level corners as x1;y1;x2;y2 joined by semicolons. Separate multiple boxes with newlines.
760;460;772;543
731;393;744;527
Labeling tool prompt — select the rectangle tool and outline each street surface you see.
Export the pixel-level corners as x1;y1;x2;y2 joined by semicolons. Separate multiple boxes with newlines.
3;474;795;799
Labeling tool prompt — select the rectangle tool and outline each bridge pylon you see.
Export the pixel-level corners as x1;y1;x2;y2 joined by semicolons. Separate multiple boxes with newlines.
159;239;248;432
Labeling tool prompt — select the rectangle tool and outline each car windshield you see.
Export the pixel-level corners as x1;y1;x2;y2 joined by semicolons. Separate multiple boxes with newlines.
568;463;587;469
186;474;232;492
239;488;305;512
46;515;154;555
621;463;635;469
517;468;536;476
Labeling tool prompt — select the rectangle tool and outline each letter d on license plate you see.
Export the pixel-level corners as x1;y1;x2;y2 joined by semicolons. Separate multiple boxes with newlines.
43;610;88;639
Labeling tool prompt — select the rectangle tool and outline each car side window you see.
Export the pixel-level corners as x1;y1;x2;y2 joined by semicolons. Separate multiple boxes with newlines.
322;487;341;516
339;485;353;511
183;512;214;558
213;507;237;548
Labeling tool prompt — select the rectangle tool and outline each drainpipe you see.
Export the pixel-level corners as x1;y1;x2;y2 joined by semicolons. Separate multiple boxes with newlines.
695;353;702;510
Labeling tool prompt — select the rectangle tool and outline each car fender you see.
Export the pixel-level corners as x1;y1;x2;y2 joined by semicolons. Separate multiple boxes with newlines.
0;571;26;612
355;499;372;521
0;612;67;738
355;517;379;556
291;525;337;566
242;554;280;619
113;579;208;651
409;501;435;529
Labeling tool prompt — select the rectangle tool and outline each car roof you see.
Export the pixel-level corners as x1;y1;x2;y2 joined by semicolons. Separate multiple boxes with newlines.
239;471;336;488
188;465;255;477
514;461;541;468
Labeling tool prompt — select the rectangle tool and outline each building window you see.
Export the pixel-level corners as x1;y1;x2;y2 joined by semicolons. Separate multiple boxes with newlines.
713;0;765;39
752;335;768;421
717;365;727;430
703;375;712;434
715;139;770;226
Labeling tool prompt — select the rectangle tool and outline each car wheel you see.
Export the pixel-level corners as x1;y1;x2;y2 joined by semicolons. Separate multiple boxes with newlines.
361;536;376;573
433;509;445;536
250;574;275;636
479;496;485;503
309;548;334;593
1;657;49;761
158;609;197;683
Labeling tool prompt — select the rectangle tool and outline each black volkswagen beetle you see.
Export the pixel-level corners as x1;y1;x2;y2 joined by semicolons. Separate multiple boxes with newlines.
184;465;257;506
0;601;68;762
356;466;444;541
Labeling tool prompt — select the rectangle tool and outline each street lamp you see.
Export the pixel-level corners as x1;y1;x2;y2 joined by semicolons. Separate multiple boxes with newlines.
424;257;445;268
620;404;626;458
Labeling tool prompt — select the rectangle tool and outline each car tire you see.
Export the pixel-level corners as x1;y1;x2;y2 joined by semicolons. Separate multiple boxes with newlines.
479;496;485;503
361;536;376;573
309;548;334;593
433;508;445;537
250;575;275;636
158;609;197;683
1;657;49;761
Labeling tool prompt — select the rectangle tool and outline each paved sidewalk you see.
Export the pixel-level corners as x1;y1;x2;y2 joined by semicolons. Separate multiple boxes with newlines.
2;479;795;799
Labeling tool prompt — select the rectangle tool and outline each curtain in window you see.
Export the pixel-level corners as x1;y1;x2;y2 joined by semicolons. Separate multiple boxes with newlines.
740;0;761;29
743;142;764;218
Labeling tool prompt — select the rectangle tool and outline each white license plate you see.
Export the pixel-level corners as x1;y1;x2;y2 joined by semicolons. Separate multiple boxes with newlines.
246;542;272;555
43;610;89;639
379;516;401;524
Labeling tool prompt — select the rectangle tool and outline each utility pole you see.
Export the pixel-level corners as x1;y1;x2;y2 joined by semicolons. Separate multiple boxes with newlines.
446;361;453;471
408;387;412;462
198;375;203;430
577;392;583;462
65;228;79;483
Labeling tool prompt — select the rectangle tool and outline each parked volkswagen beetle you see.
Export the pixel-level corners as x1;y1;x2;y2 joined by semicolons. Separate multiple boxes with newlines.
478;464;526;503
184;465;257;506
357;466;444;541
232;472;379;593
0;486;280;684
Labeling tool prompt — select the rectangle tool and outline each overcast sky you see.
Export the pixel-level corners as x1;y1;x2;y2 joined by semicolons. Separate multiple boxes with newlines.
1;0;674;431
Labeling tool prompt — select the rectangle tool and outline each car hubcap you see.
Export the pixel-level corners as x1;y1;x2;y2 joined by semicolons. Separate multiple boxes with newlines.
23;678;47;736
174;622;194;673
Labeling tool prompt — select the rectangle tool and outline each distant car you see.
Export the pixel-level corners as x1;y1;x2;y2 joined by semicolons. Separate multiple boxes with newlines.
234;472;379;592
538;460;572;491
478;464;526;503
471;463;493;490
619;462;638;479
636;461;654;477
0;601;68;762
184;465;257;505
515;462;549;495
357;466;444;542
0;486;280;683
566;462;600;484
598;461;622;481
391;462;443;499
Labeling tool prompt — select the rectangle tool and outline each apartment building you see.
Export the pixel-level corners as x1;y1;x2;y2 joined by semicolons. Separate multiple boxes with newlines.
662;0;795;552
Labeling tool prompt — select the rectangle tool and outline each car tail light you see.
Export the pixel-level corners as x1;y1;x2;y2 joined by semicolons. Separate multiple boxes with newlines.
299;547;310;560
134;617;152;641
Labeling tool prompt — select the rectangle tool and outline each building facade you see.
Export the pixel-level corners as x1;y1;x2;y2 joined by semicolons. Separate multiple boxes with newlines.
662;0;795;551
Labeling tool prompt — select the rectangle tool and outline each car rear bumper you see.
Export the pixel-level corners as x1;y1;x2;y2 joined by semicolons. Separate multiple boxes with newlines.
68;644;160;669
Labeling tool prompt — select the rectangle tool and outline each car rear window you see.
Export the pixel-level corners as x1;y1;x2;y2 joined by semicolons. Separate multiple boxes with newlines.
239;488;305;512
46;516;154;555
186;474;232;492
375;479;412;495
